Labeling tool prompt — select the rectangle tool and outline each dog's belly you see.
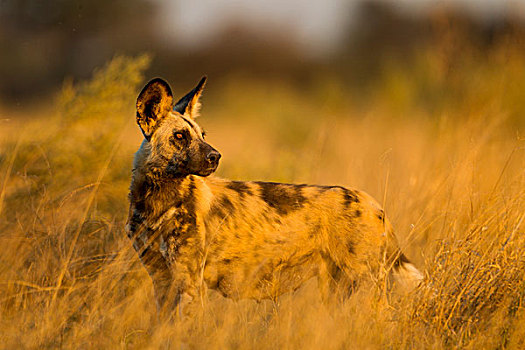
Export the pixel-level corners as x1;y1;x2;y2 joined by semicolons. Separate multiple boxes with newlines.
204;254;320;300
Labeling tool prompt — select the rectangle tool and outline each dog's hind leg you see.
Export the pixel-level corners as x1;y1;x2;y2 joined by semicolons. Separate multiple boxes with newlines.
317;254;357;309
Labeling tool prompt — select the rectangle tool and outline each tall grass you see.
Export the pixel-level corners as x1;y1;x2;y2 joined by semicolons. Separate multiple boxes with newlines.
0;48;523;349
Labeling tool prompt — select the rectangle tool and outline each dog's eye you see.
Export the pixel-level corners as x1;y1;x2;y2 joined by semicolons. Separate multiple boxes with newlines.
174;132;184;140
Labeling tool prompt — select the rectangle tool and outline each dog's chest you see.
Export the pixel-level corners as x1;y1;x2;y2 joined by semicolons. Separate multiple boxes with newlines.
129;188;201;262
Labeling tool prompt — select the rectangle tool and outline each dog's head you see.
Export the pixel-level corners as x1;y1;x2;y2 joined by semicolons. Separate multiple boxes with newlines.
136;77;221;177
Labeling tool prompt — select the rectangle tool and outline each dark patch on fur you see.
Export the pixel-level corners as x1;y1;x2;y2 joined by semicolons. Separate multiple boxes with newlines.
158;177;198;258
341;188;359;207
227;181;253;197
180;116;196;131
347;280;359;297
215;274;226;292
139;246;150;258
309;223;321;238
257;182;306;215
377;209;384;222
167;230;187;257
316;185;360;206
347;241;355;255
220;195;235;213
209;194;235;219
184;177;196;211
139;243;163;266
327;259;343;281
222;256;240;265
393;253;410;268
127;211;144;238
209;203;225;219
355;209;362;218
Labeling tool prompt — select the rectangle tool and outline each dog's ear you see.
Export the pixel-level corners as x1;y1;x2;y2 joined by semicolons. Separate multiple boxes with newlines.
173;76;207;119
136;78;173;140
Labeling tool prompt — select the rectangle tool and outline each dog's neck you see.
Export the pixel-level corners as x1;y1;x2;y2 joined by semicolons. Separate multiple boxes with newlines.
130;171;198;220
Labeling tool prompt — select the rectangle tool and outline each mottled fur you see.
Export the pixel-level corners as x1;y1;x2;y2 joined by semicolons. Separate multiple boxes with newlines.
126;77;422;319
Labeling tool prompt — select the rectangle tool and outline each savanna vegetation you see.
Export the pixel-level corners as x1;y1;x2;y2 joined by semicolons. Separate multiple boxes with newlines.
0;38;524;349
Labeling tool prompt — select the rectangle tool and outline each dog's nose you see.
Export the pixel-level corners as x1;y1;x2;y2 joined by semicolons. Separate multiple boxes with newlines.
207;151;221;163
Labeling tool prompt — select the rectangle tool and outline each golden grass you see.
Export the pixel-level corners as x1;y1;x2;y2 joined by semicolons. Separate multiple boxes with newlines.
0;52;524;349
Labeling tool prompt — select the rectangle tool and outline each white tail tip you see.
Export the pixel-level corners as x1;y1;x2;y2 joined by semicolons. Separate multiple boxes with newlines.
394;262;423;290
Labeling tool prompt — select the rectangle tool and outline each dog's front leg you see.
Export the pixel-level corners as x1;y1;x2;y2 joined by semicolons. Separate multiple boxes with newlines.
156;282;199;323
136;244;180;322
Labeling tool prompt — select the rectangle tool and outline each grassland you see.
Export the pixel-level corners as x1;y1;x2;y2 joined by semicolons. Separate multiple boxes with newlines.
0;49;524;349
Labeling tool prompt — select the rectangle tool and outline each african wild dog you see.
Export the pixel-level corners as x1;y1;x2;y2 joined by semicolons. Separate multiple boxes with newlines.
126;77;423;319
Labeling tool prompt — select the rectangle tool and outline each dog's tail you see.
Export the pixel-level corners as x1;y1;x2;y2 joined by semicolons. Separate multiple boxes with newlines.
391;252;423;290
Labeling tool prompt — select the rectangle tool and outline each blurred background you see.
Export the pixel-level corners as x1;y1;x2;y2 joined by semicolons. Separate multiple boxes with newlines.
2;0;525;110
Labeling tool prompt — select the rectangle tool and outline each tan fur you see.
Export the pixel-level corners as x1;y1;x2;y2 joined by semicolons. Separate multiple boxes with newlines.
126;78;422;320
